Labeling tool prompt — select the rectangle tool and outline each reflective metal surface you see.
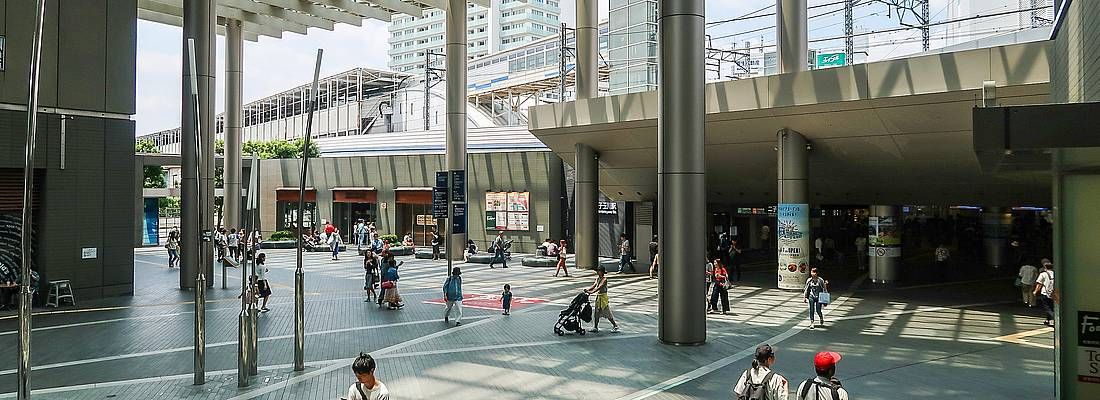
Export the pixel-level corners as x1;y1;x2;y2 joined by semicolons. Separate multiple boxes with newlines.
294;49;324;372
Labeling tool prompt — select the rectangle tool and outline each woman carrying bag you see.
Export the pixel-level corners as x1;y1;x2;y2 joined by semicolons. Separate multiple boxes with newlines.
804;267;830;329
708;261;731;315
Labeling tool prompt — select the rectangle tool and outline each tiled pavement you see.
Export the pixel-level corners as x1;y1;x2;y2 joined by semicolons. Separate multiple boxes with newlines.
0;247;1054;399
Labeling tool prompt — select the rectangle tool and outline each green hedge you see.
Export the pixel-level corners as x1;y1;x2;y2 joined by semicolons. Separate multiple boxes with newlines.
269;230;296;241
380;234;399;244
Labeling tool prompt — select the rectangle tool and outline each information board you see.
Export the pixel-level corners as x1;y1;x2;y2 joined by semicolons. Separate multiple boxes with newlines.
451;203;467;234
432;187;448;219
451;170;466;203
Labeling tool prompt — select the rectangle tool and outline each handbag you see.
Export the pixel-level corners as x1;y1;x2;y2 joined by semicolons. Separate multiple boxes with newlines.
818;291;831;305
381;281;395;290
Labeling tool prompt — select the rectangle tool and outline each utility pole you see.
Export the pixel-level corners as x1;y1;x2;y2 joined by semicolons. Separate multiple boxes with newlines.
424;50;445;131
845;0;854;64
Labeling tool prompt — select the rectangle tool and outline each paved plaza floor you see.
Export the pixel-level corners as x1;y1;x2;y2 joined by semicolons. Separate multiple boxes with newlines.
0;247;1054;399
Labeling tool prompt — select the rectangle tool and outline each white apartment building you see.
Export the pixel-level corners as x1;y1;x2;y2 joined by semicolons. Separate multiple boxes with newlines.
388;0;561;73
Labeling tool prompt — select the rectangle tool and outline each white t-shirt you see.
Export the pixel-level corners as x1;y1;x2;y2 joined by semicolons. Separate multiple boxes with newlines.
1036;270;1055;297
255;263;267;281
733;366;789;400
227;233;239;247
346;381;389;400
795;377;849;400
1018;265;1038;285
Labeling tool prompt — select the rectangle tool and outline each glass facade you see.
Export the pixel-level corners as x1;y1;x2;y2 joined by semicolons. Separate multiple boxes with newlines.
608;0;658;95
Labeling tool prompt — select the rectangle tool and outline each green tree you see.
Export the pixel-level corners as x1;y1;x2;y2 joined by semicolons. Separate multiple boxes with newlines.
136;139;165;188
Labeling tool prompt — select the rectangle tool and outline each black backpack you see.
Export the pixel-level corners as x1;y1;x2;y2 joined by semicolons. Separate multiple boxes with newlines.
799;379;841;400
736;369;775;400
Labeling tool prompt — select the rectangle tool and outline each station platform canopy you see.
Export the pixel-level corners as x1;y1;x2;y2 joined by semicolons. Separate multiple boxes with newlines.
137;0;491;41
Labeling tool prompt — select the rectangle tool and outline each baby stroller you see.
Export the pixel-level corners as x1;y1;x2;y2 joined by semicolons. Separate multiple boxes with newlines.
554;292;592;336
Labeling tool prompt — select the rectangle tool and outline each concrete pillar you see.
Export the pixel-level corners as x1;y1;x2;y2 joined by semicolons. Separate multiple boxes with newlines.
868;205;901;283
777;129;810;289
574;144;598;270
181;0;216;289
446;0;467;261
657;0;706;346
776;0;808;74
575;0;598;100
981;206;1011;269
224;19;243;231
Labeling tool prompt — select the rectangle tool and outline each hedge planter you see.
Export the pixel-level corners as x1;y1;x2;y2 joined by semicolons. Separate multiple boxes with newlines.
521;256;558;267
466;253;510;264
259;240;296;250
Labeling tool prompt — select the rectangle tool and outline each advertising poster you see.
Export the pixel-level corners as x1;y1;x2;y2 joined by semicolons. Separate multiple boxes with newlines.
142;198;159;246
868;216;902;258
495;211;509;230
508;192;529;212
485;192;507;211
776;203;810;290
507;212;529;231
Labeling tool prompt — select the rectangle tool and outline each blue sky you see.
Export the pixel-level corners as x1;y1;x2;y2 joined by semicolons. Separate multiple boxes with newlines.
136;0;1030;136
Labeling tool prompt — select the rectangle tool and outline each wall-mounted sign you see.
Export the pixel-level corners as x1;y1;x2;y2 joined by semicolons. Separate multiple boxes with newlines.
432;187;448;219
81;247;98;260
598;201;618;215
486;192;507;211
485;192;531;231
815;52;846;68
451;203;467;234
451;170;466;203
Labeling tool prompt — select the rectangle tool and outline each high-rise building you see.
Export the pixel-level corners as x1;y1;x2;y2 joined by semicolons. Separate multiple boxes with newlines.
945;0;1053;46
387;0;562;73
607;0;657;95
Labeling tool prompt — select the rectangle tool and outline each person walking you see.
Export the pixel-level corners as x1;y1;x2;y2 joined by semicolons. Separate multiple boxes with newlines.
442;267;463;325
648;235;659;265
649;253;660;280
853;236;867;271
237;228;249;261
709;261;730;315
165;230;180;268
1033;259;1055;326
804;268;829;329
795;351;849;400
616;233;634;274
379;252;404;310
255;253;271;312
733;344;789;400
1017;259;1039;307
215;228;228;261
329;229;343;260
730;238;743;281
363;250;379;302
227;228;240;262
554;239;570;277
489;232;508;268
431;229;443;260
585;267;621;333
345;353;390;400
718;233;732;270
355;219;367;252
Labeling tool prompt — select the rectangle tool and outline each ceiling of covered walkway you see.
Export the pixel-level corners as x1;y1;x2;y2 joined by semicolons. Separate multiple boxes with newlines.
528;41;1052;206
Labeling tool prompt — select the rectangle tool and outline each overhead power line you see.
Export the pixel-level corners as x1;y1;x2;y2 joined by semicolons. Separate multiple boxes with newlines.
707;1;849;27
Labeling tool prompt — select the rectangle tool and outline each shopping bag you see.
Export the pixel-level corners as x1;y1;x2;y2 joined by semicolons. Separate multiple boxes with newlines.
818;291;831;305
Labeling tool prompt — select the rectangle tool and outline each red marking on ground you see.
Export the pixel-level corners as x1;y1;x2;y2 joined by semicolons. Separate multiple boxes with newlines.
423;293;548;311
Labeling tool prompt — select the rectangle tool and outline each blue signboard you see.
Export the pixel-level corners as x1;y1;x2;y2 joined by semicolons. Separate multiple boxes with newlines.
142;198;159;246
436;171;448;189
450;170;466;203
432;187;448;219
451;203;467;234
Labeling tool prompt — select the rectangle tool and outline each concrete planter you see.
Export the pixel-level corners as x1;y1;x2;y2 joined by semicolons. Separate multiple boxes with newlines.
466;253;511;264
521;256;558;267
258;240;297;249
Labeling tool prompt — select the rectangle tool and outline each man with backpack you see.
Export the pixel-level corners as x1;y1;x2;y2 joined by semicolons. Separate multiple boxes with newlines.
442;267;463;325
734;344;789;400
796;351;849;400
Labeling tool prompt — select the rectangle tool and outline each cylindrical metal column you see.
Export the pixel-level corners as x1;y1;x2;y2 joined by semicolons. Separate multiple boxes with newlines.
181;0;216;289
777;130;810;289
446;0;468;261
776;0;808;74
575;0;598;100
868;205;901;283
982;206;1011;269
574;144;598;271
17;2;48;399
224;19;243;231
657;0;706;346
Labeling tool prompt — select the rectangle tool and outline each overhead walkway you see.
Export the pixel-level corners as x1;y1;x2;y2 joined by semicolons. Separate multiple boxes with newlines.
528;41;1052;206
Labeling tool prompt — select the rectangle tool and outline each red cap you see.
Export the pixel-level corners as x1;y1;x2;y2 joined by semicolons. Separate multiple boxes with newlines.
813;351;842;370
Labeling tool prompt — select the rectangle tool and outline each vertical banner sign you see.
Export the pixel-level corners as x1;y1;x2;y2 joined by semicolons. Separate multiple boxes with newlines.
143;198;160;246
432;187;449;219
451;203;467;234
777;203;810;289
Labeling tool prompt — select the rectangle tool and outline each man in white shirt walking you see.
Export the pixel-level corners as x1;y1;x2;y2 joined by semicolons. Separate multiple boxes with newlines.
1033;259;1055;326
1017;260;1039;307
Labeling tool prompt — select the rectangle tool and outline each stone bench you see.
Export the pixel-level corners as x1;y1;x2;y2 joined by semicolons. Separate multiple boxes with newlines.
465;253;511;264
258;240;296;250
414;249;446;259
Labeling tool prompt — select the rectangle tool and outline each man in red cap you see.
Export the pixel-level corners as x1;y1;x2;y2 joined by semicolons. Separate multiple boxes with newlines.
796;351;849;400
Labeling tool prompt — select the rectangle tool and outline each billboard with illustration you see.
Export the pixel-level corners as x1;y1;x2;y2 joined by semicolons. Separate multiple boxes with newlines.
776;203;810;289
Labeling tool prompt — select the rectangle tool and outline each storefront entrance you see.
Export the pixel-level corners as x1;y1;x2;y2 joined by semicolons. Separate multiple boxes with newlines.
395;189;438;246
332;188;377;244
